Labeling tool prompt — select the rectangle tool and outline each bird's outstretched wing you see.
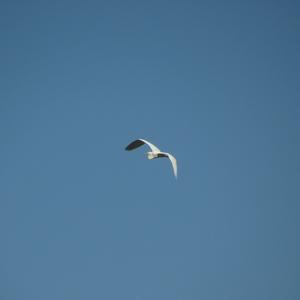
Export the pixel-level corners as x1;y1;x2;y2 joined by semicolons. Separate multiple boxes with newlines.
125;139;161;152
161;152;178;178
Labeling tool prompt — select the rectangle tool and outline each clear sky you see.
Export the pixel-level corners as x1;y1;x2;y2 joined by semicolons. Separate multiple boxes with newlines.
1;1;299;299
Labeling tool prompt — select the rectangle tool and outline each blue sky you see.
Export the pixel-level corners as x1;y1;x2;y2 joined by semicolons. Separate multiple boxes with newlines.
1;1;300;299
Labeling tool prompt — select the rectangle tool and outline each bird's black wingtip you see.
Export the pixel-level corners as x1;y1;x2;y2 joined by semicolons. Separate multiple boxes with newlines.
125;139;145;151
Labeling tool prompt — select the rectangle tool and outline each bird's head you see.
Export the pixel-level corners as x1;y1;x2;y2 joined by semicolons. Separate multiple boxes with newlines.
147;152;155;160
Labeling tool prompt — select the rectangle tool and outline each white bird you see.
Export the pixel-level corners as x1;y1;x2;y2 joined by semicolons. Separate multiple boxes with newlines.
125;139;177;178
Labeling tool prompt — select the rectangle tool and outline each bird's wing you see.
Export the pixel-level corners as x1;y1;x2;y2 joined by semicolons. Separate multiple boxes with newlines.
140;139;161;152
125;139;161;152
163;152;178;178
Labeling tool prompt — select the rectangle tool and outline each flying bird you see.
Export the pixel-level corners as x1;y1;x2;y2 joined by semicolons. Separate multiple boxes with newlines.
125;139;177;178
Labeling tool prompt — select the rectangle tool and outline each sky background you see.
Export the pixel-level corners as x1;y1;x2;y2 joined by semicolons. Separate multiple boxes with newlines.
1;1;300;299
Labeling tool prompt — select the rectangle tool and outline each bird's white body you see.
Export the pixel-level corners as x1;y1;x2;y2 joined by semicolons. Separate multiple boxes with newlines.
125;139;177;178
147;151;157;160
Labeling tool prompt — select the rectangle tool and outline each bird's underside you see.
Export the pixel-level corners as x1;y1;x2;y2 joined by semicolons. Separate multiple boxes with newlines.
157;153;168;158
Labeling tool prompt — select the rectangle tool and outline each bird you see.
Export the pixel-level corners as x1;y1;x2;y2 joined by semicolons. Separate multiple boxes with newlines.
125;139;177;178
